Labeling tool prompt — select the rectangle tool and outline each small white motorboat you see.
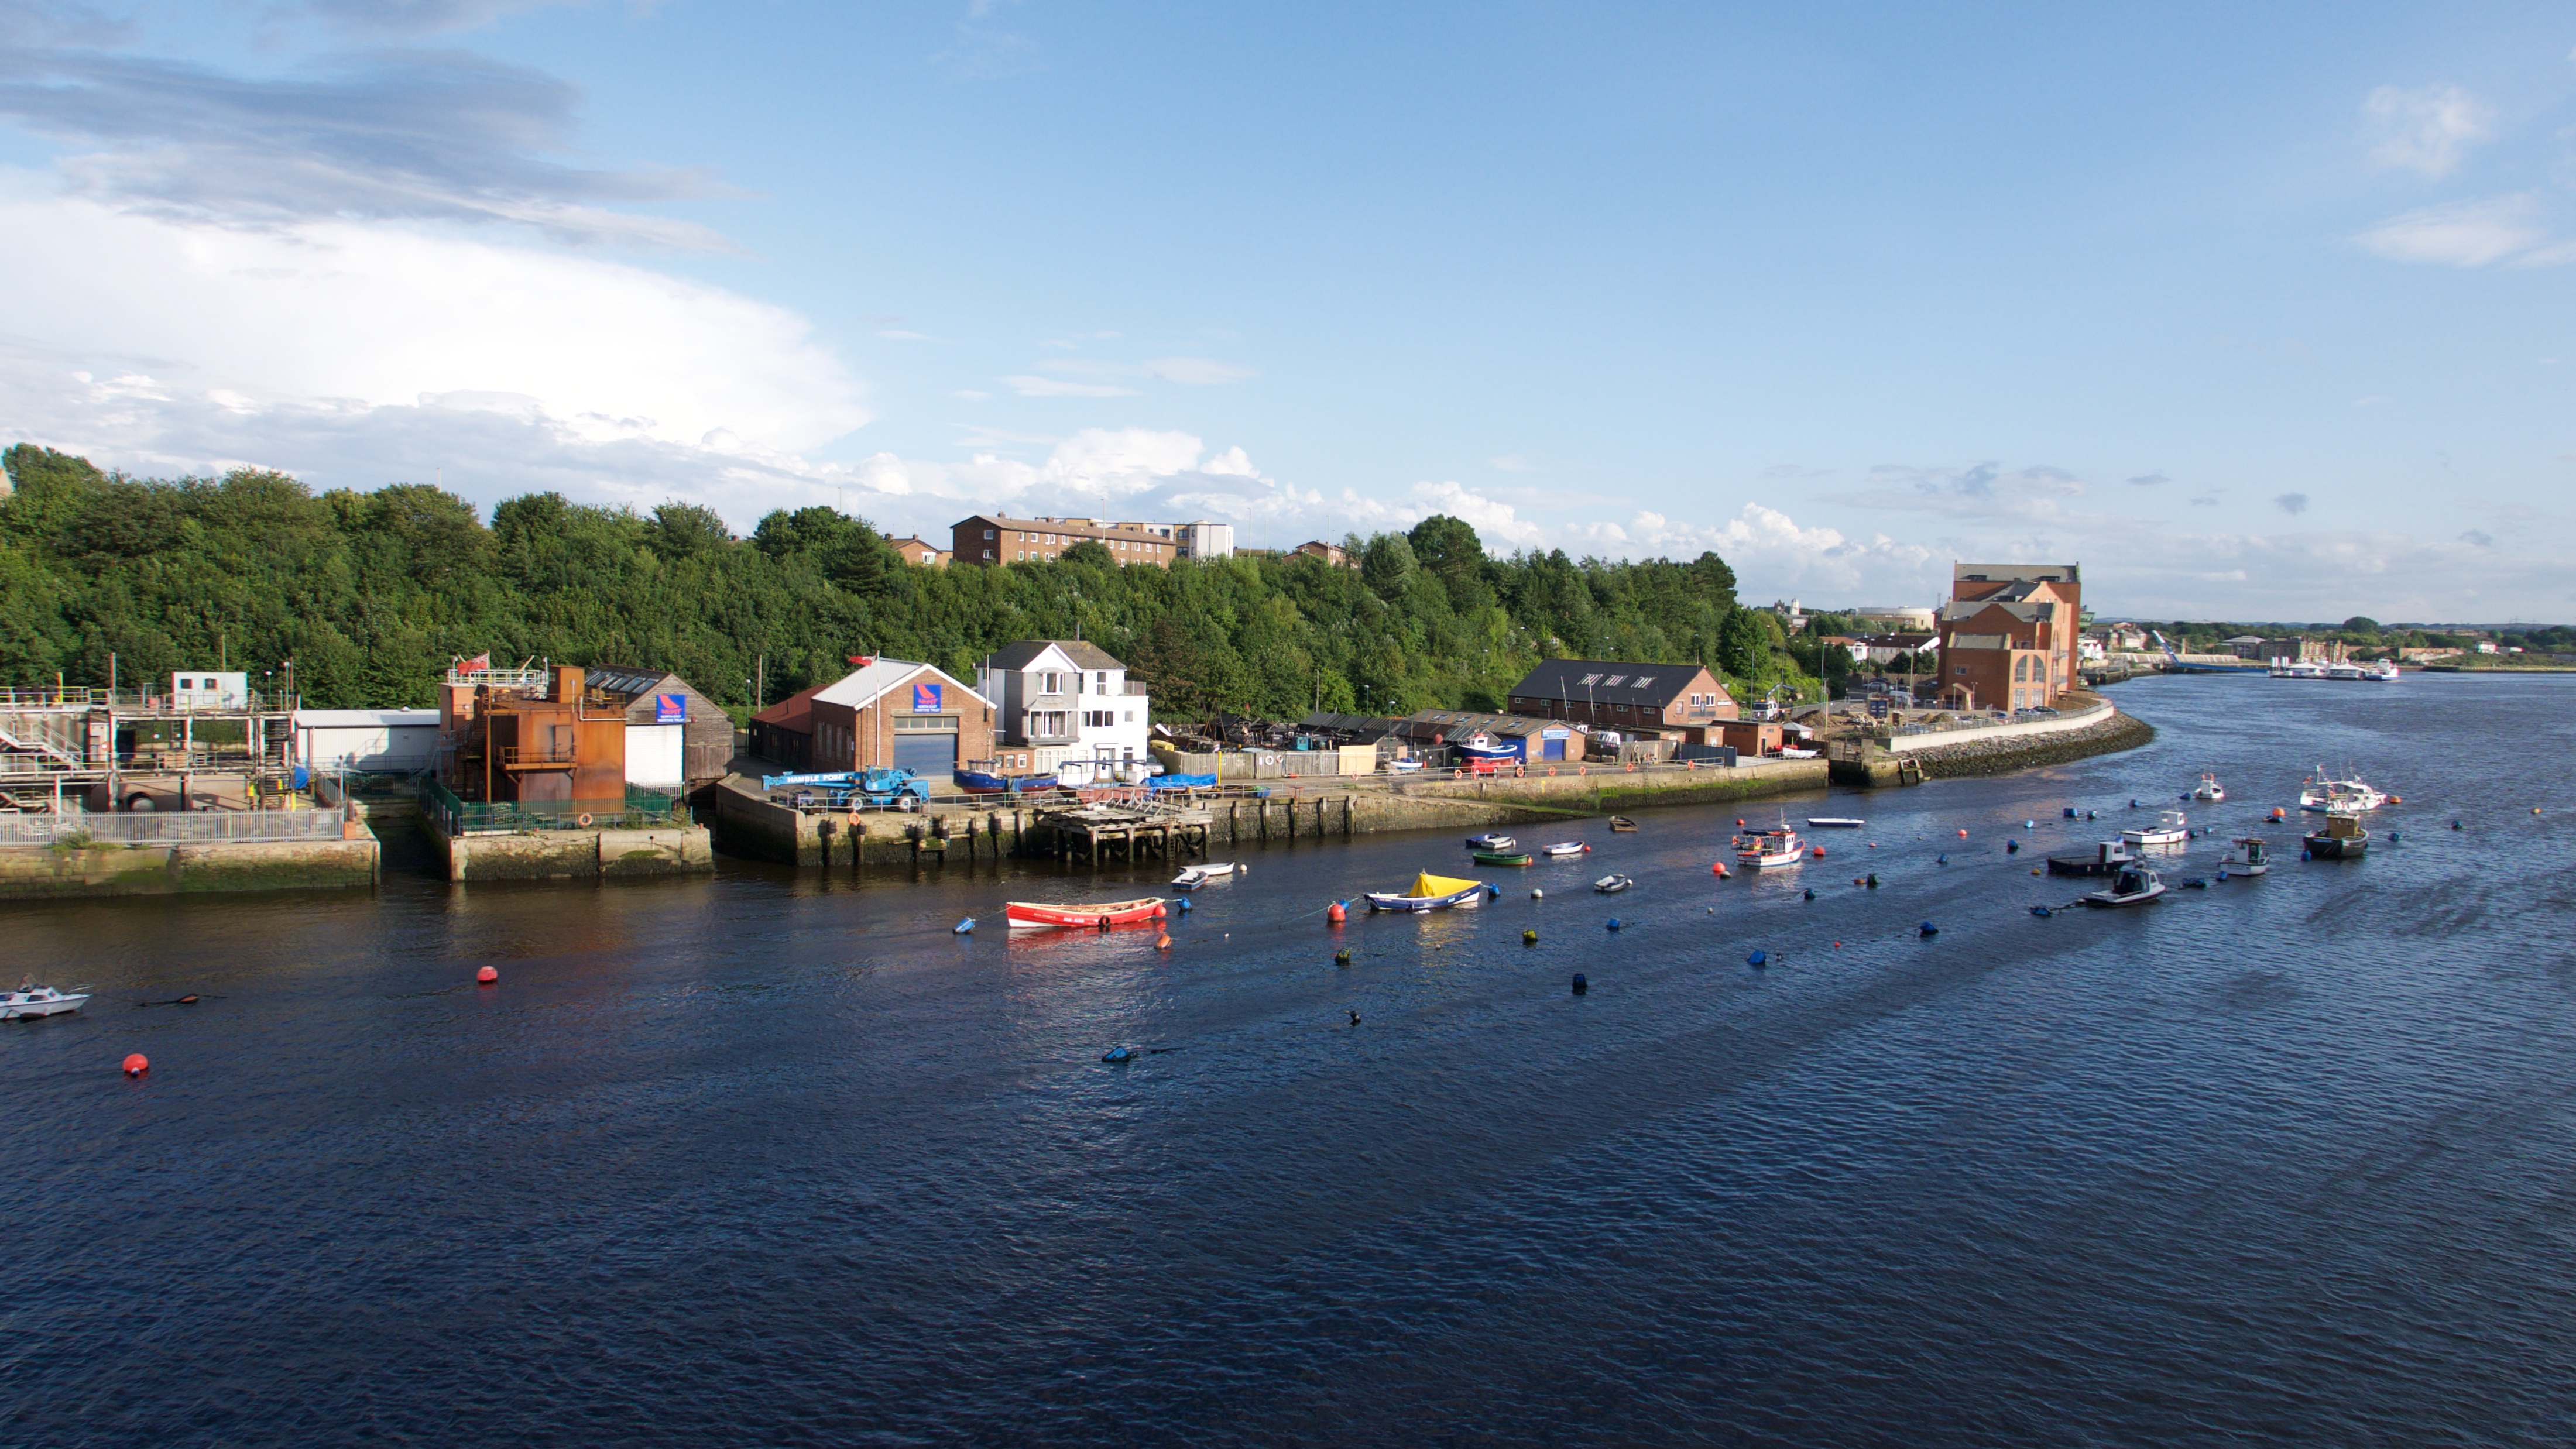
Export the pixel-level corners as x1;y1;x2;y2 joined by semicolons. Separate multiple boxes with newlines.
1541;841;1589;858
2189;774;2225;802
1593;873;1633;894
1464;833;1517;851
2300;766;2388;812
1805;817;1868;829
2082;863;2166;907
2220;836;2272;876
1734;824;1805;869
1;984;89;1020
1171;862;1241;890
2121;810;2189;847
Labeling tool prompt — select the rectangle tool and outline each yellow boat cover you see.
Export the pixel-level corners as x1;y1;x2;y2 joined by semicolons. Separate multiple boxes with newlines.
1407;872;1481;897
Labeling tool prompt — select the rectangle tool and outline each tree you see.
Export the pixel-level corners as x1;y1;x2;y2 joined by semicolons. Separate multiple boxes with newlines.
645;502;732;561
1717;607;1767;678
1360;533;1417;592
2342;616;2381;633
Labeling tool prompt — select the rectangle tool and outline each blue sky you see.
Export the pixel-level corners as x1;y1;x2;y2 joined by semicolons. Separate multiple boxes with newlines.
2;2;2572;620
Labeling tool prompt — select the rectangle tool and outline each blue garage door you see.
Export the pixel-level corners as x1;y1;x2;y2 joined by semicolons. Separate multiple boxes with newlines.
1542;737;1566;761
893;729;956;777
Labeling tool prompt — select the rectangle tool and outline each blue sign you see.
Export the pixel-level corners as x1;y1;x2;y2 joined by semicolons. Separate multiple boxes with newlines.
913;681;942;713
654;692;687;724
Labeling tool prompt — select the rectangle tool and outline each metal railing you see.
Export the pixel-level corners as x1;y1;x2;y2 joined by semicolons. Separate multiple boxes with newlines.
1882;698;2109;739
498;744;579;767
0;809;347;846
420;778;687;836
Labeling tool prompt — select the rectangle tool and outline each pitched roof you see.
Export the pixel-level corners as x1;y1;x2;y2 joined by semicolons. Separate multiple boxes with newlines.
1946;633;2011;650
985;638;1126;672
752;682;827;733
812;658;990;712
1507;659;1717;708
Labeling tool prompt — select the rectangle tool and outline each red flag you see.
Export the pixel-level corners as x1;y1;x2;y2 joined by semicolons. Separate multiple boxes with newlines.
848;654;875;667
459;652;492;672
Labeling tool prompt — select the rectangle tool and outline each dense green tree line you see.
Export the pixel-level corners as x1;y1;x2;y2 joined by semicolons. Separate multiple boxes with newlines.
0;445;1820;720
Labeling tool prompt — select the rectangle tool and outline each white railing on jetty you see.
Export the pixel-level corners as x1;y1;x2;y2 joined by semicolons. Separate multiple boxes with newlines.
1880;699;2114;753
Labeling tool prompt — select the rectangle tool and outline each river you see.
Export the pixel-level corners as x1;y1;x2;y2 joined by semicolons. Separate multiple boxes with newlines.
6;672;2573;1445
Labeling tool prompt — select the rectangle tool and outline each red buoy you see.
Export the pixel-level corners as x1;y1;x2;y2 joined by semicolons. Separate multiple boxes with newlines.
1155;934;1172;951
122;1052;149;1077
1957;828;1968;837
1811;846;1826;858
1326;901;1347;924
476;966;498;985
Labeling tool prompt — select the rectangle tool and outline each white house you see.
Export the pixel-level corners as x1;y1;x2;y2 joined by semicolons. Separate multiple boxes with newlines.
976;640;1151;774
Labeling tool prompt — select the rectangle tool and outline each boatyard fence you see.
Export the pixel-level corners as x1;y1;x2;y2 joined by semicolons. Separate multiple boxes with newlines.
420;779;687;836
0;809;348;847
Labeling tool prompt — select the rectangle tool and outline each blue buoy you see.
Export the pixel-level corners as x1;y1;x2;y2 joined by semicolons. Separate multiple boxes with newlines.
2006;840;2021;854
2030;906;2052;918
1177;897;1193;912
1865;873;1880;888
1802;888;1816;901
1747;949;1768;968
1606;918;1623;932
1571;973;1588;995
2451;820;2462;830
2086;810;2097;820
1102;1046;1132;1064
2062;807;2077;819
1937;853;1949;866
2389;830;2400;843
2024;820;2035;829
954;916;975;934
2129;798;2139;808
1488;884;1503;898
1919;921;1939;937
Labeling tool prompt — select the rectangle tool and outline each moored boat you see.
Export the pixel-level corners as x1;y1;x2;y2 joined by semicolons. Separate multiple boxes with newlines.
2300;767;2388;813
1593;873;1633;894
2190;773;2225;802
2121;810;2190;847
1806;816;1868;829
1;984;88;1020
1607;816;1638;833
2047;840;2141;877
2304;811;2369;859
1366;872;1490;912
2220;836;2272;875
1471;850;1535;867
2081;863;2167;907
1171;862;1241;890
1464;833;1517;851
1004;898;1168;930
1541;841;1590;858
1734;823;1805;868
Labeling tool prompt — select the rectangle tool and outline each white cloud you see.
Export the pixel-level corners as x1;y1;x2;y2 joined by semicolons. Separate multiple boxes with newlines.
2353;195;2546;267
1140;356;1256;386
1000;374;1139;398
2364;84;2496;179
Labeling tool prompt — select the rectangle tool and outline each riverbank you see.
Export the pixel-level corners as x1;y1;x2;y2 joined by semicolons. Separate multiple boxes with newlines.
1905;707;2156;778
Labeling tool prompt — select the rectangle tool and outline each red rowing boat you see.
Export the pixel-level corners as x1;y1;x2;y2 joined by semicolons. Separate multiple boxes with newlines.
1004;897;1168;930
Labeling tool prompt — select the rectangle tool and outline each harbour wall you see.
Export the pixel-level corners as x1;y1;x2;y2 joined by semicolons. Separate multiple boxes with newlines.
0;837;380;899
1905;708;2156;778
422;811;714;883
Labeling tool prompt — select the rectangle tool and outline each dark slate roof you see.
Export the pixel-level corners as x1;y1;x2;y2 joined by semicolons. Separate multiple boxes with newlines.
985;638;1127;672
585;665;670;698
1507;660;1713;708
1297;711;1403;736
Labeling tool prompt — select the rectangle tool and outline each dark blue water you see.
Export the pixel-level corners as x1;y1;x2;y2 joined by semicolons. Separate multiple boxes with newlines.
8;674;2576;1445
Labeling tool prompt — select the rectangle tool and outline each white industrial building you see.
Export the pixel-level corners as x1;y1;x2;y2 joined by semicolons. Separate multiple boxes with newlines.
291;709;441;776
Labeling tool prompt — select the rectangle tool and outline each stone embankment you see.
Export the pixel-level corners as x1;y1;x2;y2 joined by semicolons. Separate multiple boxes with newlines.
1904;709;2156;778
0;838;379;899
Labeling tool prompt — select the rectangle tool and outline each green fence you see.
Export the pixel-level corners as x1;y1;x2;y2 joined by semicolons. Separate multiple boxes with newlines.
420;778;687;836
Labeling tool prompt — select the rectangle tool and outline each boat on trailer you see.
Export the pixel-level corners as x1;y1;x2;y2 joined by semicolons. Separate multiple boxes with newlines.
1367;872;1490;913
1004;898;1168;930
2081;863;2167;907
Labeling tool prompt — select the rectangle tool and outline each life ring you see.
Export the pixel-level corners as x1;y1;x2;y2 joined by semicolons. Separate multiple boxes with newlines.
576;812;594;827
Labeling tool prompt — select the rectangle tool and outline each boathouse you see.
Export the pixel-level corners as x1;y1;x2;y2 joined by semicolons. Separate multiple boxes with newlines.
805;658;995;778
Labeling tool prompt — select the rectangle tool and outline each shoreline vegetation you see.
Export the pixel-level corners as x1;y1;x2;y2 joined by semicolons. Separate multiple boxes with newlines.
0;445;1829;720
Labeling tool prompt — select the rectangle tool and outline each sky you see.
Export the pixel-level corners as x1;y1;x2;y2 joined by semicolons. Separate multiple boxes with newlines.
1;2;2572;622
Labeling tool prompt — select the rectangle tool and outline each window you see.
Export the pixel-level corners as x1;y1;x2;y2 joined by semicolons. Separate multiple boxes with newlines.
1124;710;1133;722
1041;671;1062;693
1634;676;1655;688
1579;673;1601;686
984;528;996;539
1604;674;1627;686
1096;672;1107;689
1956;665;1968;676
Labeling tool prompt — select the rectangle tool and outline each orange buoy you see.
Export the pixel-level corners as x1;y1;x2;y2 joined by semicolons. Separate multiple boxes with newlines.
1957;828;1968;837
1711;861;1729;877
1155;934;1171;951
1737;818;1746;827
1326;901;1347;924
476;966;498;984
122;1052;149;1077
1810;846;1826;858
1153;903;1167;918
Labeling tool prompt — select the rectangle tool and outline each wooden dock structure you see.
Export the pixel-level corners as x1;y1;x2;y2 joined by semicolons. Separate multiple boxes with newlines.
1033;801;1214;866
